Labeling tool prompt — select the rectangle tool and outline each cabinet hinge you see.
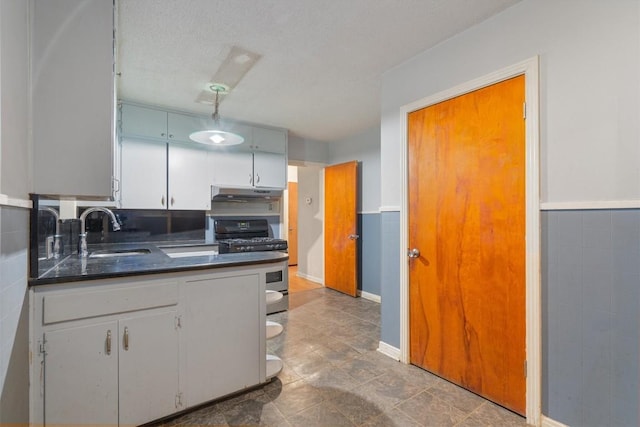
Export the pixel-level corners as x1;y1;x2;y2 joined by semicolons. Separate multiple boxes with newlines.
523;102;527;120
175;315;182;329
175;392;183;408
524;360;527;378
38;338;47;356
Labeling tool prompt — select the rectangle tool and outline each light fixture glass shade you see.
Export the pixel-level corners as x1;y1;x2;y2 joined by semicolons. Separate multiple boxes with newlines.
189;130;245;146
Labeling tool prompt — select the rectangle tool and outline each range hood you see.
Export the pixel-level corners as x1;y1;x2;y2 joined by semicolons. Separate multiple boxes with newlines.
211;186;283;201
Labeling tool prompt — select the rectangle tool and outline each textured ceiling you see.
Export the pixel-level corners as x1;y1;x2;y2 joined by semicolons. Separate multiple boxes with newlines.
117;0;521;142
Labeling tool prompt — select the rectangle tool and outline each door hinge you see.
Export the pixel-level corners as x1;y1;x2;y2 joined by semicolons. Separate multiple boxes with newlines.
175;315;182;329
524;360;527;378
523;102;527;120
175;392;183;408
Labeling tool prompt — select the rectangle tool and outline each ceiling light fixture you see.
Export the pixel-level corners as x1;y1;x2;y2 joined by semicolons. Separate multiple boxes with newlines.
189;84;244;146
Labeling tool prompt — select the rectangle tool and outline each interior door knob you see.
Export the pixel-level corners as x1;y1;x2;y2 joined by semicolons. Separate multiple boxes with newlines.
348;234;359;240
408;248;420;258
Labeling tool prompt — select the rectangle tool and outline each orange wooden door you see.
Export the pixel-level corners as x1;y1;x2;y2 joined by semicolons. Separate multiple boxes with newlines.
408;75;526;414
324;161;358;297
287;181;299;266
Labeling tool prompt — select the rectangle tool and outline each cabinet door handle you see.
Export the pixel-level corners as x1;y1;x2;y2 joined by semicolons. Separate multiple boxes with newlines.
161;132;166;137
123;327;129;351
168;134;174;139
256;174;260;184
161;196;165;206
249;173;253;185
170;196;175;206
106;330;112;355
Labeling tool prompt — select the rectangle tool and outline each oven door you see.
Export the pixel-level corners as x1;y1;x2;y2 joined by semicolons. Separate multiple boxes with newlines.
265;267;288;314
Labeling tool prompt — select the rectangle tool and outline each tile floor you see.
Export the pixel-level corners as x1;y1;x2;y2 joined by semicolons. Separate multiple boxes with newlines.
152;285;528;426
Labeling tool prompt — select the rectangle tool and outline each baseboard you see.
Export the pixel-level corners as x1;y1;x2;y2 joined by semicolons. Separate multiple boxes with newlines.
296;272;323;284
357;290;381;303
541;415;570;427
377;341;401;361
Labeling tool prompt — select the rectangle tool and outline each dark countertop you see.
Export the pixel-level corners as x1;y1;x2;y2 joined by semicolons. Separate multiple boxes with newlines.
30;242;289;286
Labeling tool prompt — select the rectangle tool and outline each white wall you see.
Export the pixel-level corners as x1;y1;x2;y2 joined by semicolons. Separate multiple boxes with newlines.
0;0;30;198
381;0;640;206
296;165;324;283
328;125;381;213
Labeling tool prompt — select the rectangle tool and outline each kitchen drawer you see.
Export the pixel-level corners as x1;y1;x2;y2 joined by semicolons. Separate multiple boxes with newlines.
42;281;179;324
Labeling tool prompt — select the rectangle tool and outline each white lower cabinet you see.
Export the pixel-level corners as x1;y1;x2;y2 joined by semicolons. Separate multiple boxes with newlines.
33;278;180;427
183;274;261;407
30;263;278;426
44;321;119;426
119;310;180;426
43;311;179;427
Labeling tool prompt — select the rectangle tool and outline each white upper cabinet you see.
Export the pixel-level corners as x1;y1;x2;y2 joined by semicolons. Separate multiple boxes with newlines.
210;151;254;188
120;103;287;154
120;104;167;140
210;151;286;189
208;126;287;189
120;140;167;209
119;139;211;210
32;0;115;198
119;102;288;199
251;127;287;154
168;145;211;210
253;152;287;188
168;113;209;143
120;104;210;144
211;121;254;149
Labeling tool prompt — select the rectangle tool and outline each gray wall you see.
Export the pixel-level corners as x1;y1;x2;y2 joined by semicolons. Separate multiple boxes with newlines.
358;213;381;297
328;126;381;213
380;211;400;347
288;134;329;165
0;206;30;424
542;209;639;427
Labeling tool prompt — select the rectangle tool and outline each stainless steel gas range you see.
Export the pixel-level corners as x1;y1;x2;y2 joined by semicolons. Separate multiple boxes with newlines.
214;219;288;313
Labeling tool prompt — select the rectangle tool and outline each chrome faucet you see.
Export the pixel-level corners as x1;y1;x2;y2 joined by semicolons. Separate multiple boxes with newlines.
39;206;62;259
78;207;121;257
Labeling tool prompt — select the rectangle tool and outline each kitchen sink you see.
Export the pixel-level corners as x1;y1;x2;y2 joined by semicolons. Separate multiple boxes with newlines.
159;244;218;258
89;248;152;258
